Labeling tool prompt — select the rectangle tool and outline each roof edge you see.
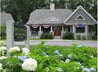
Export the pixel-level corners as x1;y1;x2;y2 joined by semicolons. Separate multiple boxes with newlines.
64;5;97;24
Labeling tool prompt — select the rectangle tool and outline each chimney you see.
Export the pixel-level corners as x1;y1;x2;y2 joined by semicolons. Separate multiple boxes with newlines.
50;0;55;11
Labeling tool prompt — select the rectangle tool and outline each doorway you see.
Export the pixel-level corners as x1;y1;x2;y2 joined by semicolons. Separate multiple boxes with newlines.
54;26;61;36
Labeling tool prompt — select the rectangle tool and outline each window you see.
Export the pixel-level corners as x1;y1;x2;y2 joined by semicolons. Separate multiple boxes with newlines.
76;27;85;33
77;16;83;19
75;14;85;20
30;27;39;36
68;27;70;32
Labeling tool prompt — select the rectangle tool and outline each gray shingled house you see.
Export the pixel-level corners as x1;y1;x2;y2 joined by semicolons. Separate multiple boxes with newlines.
27;3;96;39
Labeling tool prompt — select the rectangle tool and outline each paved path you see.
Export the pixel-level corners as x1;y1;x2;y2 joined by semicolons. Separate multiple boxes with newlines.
12;39;97;47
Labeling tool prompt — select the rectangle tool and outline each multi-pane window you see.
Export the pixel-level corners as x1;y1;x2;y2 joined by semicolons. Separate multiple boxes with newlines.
76;27;85;33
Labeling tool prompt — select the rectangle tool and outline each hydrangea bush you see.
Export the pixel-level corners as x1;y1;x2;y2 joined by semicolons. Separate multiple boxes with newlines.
0;41;97;72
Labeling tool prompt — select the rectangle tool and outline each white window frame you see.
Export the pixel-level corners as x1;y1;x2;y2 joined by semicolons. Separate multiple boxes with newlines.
75;14;85;20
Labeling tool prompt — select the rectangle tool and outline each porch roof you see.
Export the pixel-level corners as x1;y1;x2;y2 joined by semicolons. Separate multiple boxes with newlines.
27;9;73;25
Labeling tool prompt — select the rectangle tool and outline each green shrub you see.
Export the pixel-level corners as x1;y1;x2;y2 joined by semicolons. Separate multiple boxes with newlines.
0;25;6;40
0;32;6;40
40;33;53;39
62;32;74;39
76;35;81;40
0;42;97;72
82;35;86;40
91;35;97;40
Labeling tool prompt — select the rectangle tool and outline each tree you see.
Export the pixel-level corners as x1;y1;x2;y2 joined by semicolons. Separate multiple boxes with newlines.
1;0;48;24
1;0;97;24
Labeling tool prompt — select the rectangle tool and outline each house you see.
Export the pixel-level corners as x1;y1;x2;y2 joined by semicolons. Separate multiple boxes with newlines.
27;3;96;39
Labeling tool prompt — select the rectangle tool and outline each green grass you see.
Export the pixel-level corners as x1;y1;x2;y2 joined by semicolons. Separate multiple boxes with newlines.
29;38;53;40
17;45;70;49
62;39;97;41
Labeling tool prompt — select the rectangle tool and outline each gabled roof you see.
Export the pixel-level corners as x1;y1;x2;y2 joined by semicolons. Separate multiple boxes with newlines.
64;5;96;24
27;9;73;25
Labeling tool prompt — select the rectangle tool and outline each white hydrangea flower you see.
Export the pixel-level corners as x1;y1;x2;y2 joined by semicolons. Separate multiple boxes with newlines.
0;46;7;51
65;59;70;63
46;55;49;57
56;67;63;72
89;55;94;58
22;48;30;55
22;58;37;71
60;60;64;63
82;68;90;72
59;54;63;57
0;63;3;70
45;67;50;71
8;46;20;53
0;56;7;60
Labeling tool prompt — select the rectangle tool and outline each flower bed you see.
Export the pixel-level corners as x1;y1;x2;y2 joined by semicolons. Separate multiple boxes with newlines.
0;41;97;72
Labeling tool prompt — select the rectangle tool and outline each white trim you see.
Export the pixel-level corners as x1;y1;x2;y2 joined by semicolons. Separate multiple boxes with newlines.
75;14;85;20
65;23;96;25
64;5;96;24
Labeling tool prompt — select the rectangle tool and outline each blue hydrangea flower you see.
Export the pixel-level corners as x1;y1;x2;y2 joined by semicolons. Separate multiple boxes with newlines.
82;68;89;72
78;52;82;55
68;54;72;58
54;50;60;55
77;45;82;48
43;43;48;46
42;52;47;55
18;56;27;62
77;62;81;65
89;67;96;72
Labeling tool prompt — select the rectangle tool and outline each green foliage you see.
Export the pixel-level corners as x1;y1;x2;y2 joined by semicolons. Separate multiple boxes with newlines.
0;42;97;72
62;32;74;39
1;0;97;24
82;35;86;40
1;0;48;24
29;42;97;71
76;35;81;40
91;35;97;40
40;33;53;39
0;25;6;40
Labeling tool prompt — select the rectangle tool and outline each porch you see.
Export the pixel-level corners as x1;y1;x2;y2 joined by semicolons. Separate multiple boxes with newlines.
29;24;94;39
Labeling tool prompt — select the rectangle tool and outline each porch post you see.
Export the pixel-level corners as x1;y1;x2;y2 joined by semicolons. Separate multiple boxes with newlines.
73;25;75;33
50;25;53;35
50;25;53;32
73;25;76;39
25;25;30;48
61;26;64;37
38;25;42;37
39;25;42;31
6;21;14;57
85;25;88;39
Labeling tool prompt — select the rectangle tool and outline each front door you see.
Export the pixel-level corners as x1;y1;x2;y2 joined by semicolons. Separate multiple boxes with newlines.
54;27;61;36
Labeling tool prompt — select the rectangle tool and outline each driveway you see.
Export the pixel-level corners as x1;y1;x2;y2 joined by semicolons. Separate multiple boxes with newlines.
13;39;97;47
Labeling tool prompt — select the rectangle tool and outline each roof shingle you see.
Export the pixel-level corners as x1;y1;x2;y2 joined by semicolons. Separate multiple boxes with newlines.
27;9;73;25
